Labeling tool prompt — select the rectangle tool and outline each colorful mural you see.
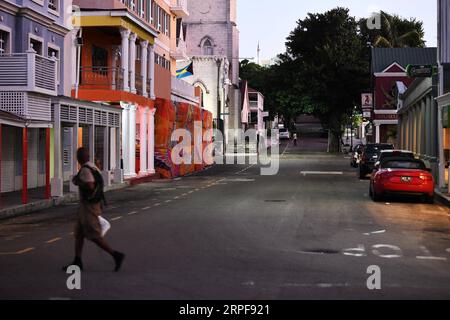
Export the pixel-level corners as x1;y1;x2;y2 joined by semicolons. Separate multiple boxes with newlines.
154;99;213;179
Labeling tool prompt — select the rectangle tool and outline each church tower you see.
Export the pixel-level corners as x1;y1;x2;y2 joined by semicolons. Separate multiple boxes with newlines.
184;0;241;133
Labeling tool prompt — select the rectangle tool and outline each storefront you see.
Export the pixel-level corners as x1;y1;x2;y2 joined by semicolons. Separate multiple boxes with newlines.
398;77;439;184
51;97;122;197
436;95;450;191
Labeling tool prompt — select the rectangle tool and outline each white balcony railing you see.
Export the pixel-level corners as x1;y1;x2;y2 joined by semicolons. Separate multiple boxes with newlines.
171;76;199;103
0;51;58;96
171;0;189;17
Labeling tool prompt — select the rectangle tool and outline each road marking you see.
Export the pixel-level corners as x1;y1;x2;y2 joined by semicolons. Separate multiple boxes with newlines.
282;283;351;288
182;193;188;196
128;211;138;215
235;165;255;175
300;171;343;176
195;189;200;191
111;216;123;221
173;196;180;199
416;256;448;261
165;200;172;203
188;191;194;194
17;247;35;254
46;237;62;244
342;244;366;257
154;203;161;207
416;246;447;261
141;207;151;211
363;230;386;236
372;244;402;259
223;178;255;182
0;247;36;256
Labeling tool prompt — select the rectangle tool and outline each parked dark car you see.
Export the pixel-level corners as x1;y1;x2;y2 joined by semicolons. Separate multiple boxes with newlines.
350;144;364;168
375;150;415;168
358;143;394;179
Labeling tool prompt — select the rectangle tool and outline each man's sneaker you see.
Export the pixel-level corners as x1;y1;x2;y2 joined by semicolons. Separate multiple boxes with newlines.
113;252;125;272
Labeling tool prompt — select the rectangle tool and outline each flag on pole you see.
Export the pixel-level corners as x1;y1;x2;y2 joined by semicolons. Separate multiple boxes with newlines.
176;62;194;79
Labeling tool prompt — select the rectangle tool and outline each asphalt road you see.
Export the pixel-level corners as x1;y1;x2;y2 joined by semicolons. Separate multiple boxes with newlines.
1;138;450;300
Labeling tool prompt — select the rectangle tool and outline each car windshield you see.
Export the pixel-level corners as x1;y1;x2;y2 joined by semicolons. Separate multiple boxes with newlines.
382;160;425;170
366;144;394;153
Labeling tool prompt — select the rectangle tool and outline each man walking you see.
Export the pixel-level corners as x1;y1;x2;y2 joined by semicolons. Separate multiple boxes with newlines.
293;132;298;147
63;147;125;272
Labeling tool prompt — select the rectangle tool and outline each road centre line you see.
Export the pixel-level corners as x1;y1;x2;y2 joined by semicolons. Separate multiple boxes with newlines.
0;247;35;256
301;171;344;176
45;237;62;244
111;216;123;221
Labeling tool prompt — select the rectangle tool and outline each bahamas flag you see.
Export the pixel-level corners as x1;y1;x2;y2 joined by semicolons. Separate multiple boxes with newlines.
176;62;194;79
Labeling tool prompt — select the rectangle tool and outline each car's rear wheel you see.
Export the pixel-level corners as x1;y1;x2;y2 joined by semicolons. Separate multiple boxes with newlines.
424;194;435;204
370;182;382;202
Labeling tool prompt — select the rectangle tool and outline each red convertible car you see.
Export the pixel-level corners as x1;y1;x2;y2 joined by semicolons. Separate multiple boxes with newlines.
369;158;434;203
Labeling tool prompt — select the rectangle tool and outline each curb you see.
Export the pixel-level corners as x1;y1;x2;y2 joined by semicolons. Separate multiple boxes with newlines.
435;188;450;207
0;182;130;221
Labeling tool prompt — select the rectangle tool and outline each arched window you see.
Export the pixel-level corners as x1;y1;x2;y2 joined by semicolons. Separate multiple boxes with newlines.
202;39;214;55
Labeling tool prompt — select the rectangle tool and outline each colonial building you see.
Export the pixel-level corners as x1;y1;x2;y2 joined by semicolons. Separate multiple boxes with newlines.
397;74;439;184
182;0;241;146
240;81;267;134
0;0;125;203
0;0;66;203
72;0;163;181
436;0;450;192
371;47;437;145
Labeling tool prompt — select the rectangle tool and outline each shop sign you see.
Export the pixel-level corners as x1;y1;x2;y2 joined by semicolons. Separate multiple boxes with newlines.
362;93;373;109
406;65;436;78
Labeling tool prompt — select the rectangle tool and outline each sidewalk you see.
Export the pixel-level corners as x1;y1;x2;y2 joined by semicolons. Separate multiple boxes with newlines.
0;182;130;221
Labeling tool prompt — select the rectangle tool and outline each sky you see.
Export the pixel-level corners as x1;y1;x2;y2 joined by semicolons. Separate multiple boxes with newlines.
237;0;438;62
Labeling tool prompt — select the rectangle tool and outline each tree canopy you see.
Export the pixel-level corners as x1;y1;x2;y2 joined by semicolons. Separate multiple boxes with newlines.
240;8;426;152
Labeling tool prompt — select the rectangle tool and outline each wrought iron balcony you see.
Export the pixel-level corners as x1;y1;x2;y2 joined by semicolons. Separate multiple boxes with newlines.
78;66;125;91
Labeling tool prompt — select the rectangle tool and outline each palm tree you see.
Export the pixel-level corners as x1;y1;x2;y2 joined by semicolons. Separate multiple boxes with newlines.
373;11;425;48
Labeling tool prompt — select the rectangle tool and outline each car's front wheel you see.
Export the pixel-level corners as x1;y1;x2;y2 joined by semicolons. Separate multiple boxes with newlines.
359;165;367;179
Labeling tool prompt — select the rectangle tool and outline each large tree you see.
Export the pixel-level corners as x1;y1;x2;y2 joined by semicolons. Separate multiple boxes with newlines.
285;7;369;152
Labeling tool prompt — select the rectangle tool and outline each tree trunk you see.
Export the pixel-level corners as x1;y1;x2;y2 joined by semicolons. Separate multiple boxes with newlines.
328;130;341;154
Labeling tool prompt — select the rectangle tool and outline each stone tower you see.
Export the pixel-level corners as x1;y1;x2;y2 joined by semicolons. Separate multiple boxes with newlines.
184;0;241;133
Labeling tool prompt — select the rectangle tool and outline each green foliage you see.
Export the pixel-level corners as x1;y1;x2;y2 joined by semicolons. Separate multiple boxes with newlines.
359;11;426;48
240;7;425;151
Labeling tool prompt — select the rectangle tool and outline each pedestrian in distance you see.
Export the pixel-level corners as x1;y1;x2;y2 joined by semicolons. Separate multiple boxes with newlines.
63;147;125;272
293;132;298;147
